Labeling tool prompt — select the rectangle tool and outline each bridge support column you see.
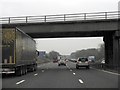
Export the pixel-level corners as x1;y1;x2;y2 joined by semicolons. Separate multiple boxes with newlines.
115;30;120;71
104;33;113;68
113;31;119;70
104;31;120;70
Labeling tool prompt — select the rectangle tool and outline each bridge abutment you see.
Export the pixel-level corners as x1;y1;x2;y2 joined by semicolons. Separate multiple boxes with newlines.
104;31;120;70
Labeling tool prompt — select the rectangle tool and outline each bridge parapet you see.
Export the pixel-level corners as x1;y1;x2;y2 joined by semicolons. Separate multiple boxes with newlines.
0;11;119;24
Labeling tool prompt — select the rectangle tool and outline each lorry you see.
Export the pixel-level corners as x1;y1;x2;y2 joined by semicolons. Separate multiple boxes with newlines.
88;56;95;63
1;27;37;76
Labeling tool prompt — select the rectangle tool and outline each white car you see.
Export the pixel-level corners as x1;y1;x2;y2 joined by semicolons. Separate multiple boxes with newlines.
76;57;90;69
101;59;105;64
58;59;66;66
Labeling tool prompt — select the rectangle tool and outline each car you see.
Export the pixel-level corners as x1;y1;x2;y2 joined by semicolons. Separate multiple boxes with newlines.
70;59;77;62
76;57;90;69
101;58;105;64
58;59;66;66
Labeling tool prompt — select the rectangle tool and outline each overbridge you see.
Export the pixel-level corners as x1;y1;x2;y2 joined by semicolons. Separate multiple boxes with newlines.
1;11;120;69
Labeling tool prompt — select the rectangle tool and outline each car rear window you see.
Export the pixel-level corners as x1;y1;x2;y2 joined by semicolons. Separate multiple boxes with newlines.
78;58;88;62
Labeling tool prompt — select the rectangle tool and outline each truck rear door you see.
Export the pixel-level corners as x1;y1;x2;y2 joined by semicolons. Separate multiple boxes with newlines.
2;29;15;65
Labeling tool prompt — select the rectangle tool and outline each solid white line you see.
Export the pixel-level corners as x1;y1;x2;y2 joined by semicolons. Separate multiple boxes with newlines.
92;68;120;76
34;73;38;76
16;80;25;85
78;79;84;84
101;70;120;76
73;73;76;75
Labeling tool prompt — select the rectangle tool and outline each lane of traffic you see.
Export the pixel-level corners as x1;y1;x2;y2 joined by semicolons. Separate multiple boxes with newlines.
2;61;119;88
10;62;83;88
67;61;118;88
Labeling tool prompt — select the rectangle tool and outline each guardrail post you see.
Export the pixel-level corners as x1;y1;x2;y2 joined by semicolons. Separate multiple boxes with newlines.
105;12;107;19
26;17;28;23
45;16;46;22
84;13;86;20
8;18;10;24
64;15;66;21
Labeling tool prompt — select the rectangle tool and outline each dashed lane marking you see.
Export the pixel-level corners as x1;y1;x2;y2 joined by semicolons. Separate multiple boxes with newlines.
34;73;38;76
16;80;25;85
78;79;84;84
73;73;76;75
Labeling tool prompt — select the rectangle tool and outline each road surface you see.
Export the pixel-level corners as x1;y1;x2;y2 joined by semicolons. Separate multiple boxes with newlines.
1;61;119;88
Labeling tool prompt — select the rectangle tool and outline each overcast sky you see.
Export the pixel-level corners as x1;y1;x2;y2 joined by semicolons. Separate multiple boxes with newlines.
35;37;103;55
0;0;119;55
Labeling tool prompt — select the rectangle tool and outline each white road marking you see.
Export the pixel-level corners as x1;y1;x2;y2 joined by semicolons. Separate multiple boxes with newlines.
73;73;76;75
101;70;120;75
16;80;25;85
34;73;38;76
78;79;84;84
92;68;120;75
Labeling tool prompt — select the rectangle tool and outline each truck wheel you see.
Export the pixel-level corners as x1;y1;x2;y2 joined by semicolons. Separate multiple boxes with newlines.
15;67;22;76
76;65;79;69
20;67;23;76
22;67;26;75
31;65;34;72
86;66;90;69
34;65;37;71
25;67;27;74
15;69;19;76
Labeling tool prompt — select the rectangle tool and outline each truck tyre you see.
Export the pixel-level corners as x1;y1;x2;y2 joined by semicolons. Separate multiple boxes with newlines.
19;67;22;76
15;70;19;76
31;65;34;72
25;66;27;74
22;66;26;75
34;64;37;71
20;68;22;76
15;67;22;76
86;66;90;69
76;65;79;69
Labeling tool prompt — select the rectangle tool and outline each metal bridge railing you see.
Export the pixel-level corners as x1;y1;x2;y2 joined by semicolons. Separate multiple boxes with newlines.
0;11;119;24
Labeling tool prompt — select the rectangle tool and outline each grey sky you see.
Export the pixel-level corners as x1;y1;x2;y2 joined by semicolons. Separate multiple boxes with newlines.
35;37;103;55
1;0;119;17
1;0;119;55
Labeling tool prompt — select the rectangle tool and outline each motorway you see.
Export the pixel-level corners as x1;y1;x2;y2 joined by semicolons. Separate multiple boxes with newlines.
1;61;119;88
